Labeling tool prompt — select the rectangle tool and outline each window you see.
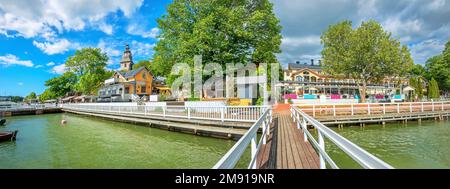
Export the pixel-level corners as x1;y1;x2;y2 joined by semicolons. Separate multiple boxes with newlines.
296;76;303;82
141;85;146;93
142;72;146;79
125;87;130;94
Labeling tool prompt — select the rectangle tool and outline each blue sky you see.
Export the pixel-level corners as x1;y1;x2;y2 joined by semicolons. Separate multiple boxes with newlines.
1;0;449;96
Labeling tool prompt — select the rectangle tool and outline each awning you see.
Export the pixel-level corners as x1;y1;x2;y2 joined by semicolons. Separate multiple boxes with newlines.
61;96;75;101
74;95;86;100
156;86;171;90
403;86;415;92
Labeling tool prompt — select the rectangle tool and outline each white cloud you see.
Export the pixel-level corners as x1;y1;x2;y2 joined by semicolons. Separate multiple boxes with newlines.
127;24;159;39
282;36;321;47
46;62;55;66
410;39;445;64
35;65;44;68
33;38;72;55
51;64;66;74
0;0;144;38
0;54;34;67
97;39;121;62
18;82;23;86
98;22;113;35
131;40;155;57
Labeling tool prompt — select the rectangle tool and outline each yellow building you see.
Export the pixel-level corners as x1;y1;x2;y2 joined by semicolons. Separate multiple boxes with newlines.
98;45;153;102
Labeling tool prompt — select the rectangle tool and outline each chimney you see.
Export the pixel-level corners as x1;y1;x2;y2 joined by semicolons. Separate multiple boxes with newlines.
310;59;314;66
318;60;322;66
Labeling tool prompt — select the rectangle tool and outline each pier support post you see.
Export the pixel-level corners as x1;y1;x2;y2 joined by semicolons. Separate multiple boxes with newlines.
418;119;422;124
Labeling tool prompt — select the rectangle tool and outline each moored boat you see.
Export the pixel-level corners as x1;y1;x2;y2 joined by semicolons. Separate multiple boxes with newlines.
0;130;18;142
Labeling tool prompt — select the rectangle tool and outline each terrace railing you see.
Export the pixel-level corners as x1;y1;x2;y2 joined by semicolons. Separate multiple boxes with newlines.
297;101;450;117
291;106;394;169
61;103;267;123
213;107;273;169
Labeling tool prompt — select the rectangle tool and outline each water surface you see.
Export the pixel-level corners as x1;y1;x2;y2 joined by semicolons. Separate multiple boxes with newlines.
0;113;245;168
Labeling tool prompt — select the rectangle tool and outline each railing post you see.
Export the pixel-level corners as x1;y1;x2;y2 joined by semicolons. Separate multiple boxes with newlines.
421;102;424;112
221;107;225;122
351;104;354;116
187;107;191;119
442;102;444;111
333;105;336;117
251;135;257;169
313;105;316;117
432;101;435;112
163;106;166;117
302;118;308;142
318;131;326;169
296;113;300;129
262;120;267;145
383;104;386;114
367;104;371;115
410;103;412;113
397;103;400;113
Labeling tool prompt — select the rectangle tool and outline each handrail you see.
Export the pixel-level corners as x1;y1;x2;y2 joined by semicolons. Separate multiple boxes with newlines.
297;101;450;117
213;108;272;169
291;106;394;169
61;103;268;122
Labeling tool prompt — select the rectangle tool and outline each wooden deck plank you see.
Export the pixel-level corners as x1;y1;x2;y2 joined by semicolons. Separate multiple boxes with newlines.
257;104;320;169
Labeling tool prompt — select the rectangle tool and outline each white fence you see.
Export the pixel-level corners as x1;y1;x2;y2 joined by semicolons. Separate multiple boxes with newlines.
61;103;267;122
0;104;58;111
213;108;273;169
297;101;450;117
291;106;394;169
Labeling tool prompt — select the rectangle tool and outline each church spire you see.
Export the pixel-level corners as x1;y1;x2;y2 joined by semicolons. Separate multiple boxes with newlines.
120;44;133;71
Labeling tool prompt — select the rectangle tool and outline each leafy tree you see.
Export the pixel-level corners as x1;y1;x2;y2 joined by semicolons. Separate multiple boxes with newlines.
39;89;57;102
65;48;108;76
64;47;111;95
133;60;152;70
425;40;450;91
24;92;37;101
320;20;413;102
153;0;282;77
44;72;78;97
76;71;113;95
427;78;440;99
10;96;23;103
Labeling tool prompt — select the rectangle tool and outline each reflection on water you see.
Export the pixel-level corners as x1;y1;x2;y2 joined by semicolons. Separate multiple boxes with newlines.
0;113;245;168
327;120;450;168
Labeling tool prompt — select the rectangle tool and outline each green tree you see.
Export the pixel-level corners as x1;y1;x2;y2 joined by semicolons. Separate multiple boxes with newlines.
133;60;152;70
44;72;78;97
320;20;413;102
65;48;111;95
65;48;109;76
427;78;440;99
153;0;282;77
425;40;450;91
39;89;57;102
76;71;113;95
24;92;37;101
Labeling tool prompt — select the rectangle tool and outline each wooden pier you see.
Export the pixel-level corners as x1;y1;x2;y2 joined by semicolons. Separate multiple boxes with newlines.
256;104;319;169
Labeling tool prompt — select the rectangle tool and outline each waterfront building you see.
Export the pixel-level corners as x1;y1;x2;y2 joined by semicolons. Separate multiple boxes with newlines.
97;45;154;102
282;59;409;102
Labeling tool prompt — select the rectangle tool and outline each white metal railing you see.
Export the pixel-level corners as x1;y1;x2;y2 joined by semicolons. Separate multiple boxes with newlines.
0;104;57;111
297;101;450;117
213;108;273;169
291;106;394;169
61;103;267;122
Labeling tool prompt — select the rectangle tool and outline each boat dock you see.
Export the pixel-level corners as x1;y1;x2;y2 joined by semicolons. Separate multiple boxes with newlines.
256;104;319;169
0;105;62;117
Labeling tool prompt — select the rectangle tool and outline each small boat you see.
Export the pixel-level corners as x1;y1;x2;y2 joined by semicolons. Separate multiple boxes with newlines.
0;119;6;126
0;130;18;142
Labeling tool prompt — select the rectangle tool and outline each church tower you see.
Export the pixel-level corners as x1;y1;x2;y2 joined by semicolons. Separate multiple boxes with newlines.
120;44;134;71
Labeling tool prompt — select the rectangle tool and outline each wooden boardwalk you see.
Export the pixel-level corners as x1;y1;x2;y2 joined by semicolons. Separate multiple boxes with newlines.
257;104;319;169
